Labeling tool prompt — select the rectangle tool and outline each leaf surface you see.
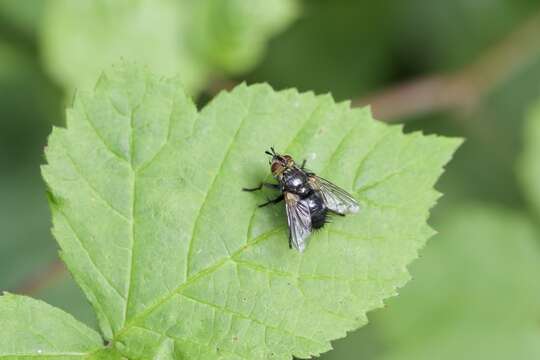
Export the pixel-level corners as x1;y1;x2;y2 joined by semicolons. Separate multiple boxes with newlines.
0;293;103;359
42;64;461;359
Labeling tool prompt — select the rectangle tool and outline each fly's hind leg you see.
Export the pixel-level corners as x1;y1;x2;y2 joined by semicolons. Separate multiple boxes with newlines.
328;209;345;217
242;183;280;192
258;194;284;208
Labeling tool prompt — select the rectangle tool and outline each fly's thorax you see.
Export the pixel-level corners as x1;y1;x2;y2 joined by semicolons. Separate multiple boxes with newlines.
281;168;311;196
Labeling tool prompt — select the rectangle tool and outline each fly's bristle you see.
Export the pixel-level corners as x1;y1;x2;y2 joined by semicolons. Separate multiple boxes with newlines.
265;150;273;156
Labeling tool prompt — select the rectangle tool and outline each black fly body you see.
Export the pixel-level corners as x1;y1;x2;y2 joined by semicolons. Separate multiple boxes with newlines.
243;147;359;252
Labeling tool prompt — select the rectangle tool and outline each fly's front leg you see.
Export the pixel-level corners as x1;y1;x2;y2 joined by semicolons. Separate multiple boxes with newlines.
243;182;282;207
258;194;284;208
242;182;280;192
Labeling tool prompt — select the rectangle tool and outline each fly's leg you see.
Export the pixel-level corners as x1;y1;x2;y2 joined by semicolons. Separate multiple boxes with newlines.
328;209;345;217
244;183;282;207
242;183;280;192
242;184;263;192
258;194;284;208
300;159;307;169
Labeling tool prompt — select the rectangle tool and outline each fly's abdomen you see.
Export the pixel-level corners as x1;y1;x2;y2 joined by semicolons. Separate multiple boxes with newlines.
304;192;328;229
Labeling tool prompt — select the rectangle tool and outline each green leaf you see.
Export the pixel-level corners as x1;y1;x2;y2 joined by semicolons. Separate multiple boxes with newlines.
365;205;540;360
0;0;44;36
41;63;461;359
37;272;100;332
518;101;540;215
0;293;103;359
40;0;298;94
186;0;297;74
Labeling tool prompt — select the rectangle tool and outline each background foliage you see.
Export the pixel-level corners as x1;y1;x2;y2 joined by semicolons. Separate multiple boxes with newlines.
1;0;540;359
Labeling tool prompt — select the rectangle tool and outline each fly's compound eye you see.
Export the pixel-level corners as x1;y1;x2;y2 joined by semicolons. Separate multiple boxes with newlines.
271;162;283;175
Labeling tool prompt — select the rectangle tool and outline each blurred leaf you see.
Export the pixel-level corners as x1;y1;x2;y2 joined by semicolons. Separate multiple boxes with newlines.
403;52;540;210
389;0;540;73
40;63;460;359
250;0;540;102
249;1;396;100
40;0;298;94
188;0;298;74
0;167;58;291
518;100;540;215
40;0;189;92
0;293;103;358
324;205;540;360
0;41;61;293
0;0;44;36
0;40;61;167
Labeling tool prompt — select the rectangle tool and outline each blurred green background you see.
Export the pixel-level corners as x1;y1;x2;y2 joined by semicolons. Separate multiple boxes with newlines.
2;0;540;359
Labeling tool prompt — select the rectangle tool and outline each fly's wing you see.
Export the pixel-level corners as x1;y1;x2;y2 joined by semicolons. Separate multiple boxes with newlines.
284;192;312;252
309;175;360;215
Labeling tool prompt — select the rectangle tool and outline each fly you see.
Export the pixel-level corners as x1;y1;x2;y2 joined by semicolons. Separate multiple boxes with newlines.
243;147;360;252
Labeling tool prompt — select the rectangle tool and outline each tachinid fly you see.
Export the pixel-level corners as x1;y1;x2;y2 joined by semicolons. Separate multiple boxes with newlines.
243;147;360;252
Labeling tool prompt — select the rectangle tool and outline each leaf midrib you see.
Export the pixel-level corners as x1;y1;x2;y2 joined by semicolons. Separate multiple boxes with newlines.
123;78;149;328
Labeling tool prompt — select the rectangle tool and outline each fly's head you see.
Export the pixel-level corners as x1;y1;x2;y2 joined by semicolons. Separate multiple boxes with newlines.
265;147;295;179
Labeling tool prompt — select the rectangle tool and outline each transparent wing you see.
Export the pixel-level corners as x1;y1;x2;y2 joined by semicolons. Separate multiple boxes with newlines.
284;192;312;252
309;175;360;215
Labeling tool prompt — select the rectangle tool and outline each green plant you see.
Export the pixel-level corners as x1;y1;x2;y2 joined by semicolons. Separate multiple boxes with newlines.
41;0;298;95
0;63;460;359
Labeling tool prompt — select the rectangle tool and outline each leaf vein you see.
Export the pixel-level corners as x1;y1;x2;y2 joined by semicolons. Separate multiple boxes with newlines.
133;325;249;360
352;127;395;190
78;98;129;163
179;293;327;348
136;96;176;173
122;75;149;326
56;208;126;300
355;136;432;195
114;227;285;340
64;151;129;221
185;93;255;278
234;259;358;322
